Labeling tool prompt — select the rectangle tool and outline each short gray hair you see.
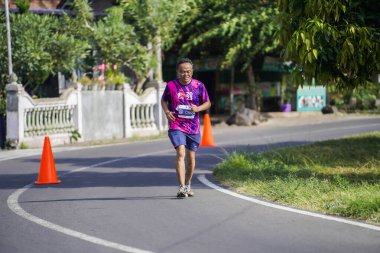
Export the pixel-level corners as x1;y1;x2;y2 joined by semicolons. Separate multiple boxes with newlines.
176;58;193;69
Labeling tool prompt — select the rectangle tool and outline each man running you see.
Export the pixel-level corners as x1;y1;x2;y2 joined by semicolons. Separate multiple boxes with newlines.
161;58;211;198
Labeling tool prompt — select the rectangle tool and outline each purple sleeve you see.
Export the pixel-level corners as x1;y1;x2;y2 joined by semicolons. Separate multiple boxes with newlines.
201;83;210;103
162;84;170;101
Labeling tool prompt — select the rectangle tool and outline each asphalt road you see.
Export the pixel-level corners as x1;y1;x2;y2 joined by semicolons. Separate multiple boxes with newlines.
1;115;379;253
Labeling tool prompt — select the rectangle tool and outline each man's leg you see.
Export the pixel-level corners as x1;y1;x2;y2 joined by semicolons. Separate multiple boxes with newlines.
175;145;186;186
185;149;196;185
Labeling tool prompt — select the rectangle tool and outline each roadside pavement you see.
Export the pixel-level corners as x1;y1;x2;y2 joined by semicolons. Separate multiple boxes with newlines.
211;111;379;133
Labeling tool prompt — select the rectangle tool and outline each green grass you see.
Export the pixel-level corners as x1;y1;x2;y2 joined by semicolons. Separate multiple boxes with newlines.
213;132;380;224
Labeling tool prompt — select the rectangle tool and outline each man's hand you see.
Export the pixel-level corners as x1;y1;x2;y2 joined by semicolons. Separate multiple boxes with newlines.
190;104;199;113
165;111;175;121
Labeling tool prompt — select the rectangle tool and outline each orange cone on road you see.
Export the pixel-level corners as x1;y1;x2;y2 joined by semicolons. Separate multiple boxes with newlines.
201;113;216;147
35;136;61;185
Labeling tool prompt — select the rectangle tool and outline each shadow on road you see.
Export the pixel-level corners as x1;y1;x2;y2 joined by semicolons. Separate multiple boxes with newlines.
0;141;313;190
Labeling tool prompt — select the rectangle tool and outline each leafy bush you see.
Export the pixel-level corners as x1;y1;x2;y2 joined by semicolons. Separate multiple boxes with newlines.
0;11;90;97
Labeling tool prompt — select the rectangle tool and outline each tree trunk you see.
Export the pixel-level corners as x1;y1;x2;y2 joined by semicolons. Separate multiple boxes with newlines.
154;36;163;82
134;41;154;94
134;36;163;94
147;41;154;81
246;64;258;110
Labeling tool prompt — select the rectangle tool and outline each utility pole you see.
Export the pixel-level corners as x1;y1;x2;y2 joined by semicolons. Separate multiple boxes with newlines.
4;0;13;76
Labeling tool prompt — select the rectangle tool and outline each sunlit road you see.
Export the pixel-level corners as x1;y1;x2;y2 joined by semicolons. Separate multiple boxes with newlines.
1;116;379;253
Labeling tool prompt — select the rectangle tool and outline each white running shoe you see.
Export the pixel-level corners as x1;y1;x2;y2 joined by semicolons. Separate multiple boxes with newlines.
185;185;194;197
177;185;188;198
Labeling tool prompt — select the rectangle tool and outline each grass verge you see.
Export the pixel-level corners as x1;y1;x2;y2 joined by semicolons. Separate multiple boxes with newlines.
213;132;380;224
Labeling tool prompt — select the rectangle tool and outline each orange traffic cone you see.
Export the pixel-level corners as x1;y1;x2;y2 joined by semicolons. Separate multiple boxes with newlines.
35;136;61;185
201;113;216;147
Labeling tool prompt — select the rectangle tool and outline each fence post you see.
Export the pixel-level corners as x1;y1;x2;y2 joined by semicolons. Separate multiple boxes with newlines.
5;76;24;148
73;82;83;139
156;80;166;131
123;83;132;138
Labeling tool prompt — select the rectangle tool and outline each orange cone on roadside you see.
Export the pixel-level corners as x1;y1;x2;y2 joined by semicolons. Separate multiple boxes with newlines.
35;136;61;185
201;113;216;147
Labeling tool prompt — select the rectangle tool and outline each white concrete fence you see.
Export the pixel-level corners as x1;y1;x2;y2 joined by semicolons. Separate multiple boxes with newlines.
6;80;167;148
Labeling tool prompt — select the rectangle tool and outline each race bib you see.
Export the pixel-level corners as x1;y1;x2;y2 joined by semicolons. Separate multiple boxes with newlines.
176;105;195;119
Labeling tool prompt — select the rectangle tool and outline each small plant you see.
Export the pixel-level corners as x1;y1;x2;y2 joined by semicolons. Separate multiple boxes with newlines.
19;142;29;149
78;76;92;86
104;63;128;87
113;72;127;87
70;129;82;143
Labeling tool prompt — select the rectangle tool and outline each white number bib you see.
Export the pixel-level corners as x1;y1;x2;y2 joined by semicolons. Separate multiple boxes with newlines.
176;105;195;119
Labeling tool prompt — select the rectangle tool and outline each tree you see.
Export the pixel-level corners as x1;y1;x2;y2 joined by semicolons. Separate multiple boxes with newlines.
277;0;380;89
119;0;190;92
92;6;150;84
0;3;90;96
179;0;279;110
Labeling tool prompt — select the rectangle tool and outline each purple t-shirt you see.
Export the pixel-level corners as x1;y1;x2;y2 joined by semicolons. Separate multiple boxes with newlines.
162;79;210;134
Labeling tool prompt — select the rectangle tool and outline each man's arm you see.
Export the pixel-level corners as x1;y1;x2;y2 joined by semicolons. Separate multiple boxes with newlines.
190;100;211;113
161;97;175;121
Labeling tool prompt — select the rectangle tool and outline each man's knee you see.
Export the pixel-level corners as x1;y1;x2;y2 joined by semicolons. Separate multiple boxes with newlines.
176;146;186;160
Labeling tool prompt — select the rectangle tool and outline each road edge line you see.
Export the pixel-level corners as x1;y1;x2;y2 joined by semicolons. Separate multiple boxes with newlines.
197;174;380;232
7;184;154;253
6;149;173;253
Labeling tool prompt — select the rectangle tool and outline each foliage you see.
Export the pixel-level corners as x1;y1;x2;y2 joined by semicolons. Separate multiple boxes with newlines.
119;0;190;91
277;0;380;90
15;0;30;14
61;0;95;71
69;0;95;35
7;13;57;92
0;10;90;95
70;129;81;143
180;0;279;70
92;6;150;87
214;133;380;223
178;0;279;110
105;65;128;86
78;75;92;85
112;72;127;86
106;72;127;85
119;0;189;50
19;142;29;149
330;82;380;110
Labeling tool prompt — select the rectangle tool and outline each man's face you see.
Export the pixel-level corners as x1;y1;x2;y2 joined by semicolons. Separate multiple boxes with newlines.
177;63;193;85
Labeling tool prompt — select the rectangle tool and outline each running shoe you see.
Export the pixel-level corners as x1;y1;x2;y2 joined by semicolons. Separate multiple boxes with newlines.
185;185;194;197
177;186;188;198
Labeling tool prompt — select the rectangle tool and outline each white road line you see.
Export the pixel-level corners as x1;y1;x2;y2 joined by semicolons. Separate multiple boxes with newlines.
7;184;154;253
197;174;380;232
7;149;172;253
